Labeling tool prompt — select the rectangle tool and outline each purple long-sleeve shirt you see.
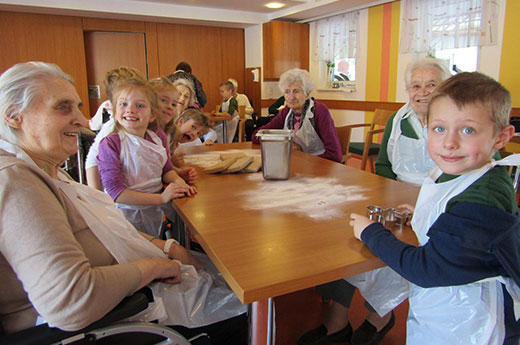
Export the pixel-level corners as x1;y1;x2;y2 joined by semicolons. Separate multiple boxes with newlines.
97;128;174;201
252;99;342;163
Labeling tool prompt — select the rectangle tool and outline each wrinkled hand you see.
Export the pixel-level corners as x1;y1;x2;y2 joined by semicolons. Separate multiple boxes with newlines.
170;244;204;270
161;181;189;203
203;139;214;146
178;167;197;185
349;213;374;240
156;259;182;284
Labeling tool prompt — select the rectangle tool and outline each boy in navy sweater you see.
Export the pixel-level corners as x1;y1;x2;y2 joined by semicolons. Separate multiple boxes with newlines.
350;72;520;345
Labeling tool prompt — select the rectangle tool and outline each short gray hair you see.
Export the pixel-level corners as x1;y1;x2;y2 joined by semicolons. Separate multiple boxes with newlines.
278;68;315;95
172;78;196;107
0;62;73;143
404;57;450;89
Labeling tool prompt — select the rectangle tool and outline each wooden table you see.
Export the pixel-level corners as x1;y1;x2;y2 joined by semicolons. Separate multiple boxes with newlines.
174;142;419;344
174;142;419;302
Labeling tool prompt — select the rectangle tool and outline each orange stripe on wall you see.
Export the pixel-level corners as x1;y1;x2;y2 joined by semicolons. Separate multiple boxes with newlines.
379;3;393;101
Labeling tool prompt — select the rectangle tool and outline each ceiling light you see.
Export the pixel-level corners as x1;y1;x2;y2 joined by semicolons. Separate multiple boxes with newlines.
266;2;286;9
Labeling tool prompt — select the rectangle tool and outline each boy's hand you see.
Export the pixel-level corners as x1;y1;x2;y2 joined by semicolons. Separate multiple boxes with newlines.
203;139;214;146
161;182;189;203
349;213;374;240
178;167;197;185
292;142;302;151
397;203;415;213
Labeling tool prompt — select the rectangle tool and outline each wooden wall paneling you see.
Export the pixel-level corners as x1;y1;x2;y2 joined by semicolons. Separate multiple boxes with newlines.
83;31;147;115
220;27;245;94
82;17;145;33
263;21;309;80
244;67;261;114
0;11;90;117
145;22;160;79
261;99;406;112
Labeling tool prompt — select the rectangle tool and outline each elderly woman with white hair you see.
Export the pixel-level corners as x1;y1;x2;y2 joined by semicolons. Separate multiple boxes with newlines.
252;68;342;162
0;62;247;344
375;57;450;185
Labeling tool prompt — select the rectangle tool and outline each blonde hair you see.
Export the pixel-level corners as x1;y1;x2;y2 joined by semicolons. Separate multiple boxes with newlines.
104;66;145;102
149;77;178;134
111;78;159;133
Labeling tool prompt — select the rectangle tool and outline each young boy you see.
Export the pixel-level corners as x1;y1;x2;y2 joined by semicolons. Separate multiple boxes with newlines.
350;72;520;345
212;80;239;143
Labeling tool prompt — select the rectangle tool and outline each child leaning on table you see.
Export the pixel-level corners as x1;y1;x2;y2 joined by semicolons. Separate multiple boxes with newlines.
350;72;520;345
212;80;239;143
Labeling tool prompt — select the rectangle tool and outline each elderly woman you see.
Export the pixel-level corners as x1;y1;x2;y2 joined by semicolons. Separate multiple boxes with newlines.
375;58;450;185
298;58;450;345
0;62;247;344
252;68;342;163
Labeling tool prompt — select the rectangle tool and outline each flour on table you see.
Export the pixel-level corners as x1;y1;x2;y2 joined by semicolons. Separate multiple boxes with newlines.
183;149;261;168
242;174;368;220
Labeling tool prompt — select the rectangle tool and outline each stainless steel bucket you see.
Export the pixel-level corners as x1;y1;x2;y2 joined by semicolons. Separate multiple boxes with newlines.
256;129;294;180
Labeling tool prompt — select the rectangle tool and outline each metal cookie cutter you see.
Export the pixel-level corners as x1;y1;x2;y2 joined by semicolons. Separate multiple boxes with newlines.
366;205;412;230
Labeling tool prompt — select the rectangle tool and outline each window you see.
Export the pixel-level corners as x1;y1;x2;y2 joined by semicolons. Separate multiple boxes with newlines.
313;11;358;89
434;46;478;73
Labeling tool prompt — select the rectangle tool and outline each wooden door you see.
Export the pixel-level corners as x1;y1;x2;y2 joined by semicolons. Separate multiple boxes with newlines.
84;31;147;117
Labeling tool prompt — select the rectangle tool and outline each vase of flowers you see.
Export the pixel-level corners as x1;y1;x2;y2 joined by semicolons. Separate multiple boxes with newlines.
326;61;335;81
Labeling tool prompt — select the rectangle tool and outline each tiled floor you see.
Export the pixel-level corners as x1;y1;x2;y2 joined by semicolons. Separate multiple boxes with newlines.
274;158;407;345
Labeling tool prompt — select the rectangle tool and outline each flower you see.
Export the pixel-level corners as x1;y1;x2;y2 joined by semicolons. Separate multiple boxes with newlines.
326;61;335;68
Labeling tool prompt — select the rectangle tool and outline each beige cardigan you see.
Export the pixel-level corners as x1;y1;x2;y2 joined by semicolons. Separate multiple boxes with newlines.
0;149;144;334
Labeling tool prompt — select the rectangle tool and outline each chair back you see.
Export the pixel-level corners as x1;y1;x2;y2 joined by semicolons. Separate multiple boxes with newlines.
371;109;394;128
238;105;246;119
335;126;350;164
237;105;247;142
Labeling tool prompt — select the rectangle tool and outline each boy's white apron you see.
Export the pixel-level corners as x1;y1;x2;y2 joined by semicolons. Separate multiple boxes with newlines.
386;103;436;186
283;98;325;156
407;155;520;345
215;98;239;144
115;130;175;237
0;138;246;328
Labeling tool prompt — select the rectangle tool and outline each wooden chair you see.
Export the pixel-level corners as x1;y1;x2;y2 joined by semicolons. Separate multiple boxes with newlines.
341;109;394;172
237;105;246;142
335;125;352;164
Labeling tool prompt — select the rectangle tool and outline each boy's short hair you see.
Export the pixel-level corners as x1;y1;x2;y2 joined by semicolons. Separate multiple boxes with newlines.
219;80;235;92
429;72;512;132
175;108;210;129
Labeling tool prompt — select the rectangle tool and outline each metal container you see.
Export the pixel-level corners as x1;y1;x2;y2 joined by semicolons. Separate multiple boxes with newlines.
256;129;294;180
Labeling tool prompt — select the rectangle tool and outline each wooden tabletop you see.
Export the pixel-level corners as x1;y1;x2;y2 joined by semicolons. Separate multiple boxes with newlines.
174;143;419;304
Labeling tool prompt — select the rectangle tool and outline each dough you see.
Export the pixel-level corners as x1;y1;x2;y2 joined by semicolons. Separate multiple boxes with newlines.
223;156;254;173
241;157;262;173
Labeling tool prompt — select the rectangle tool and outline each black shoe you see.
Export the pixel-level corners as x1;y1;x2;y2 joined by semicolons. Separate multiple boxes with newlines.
351;312;395;345
297;323;353;345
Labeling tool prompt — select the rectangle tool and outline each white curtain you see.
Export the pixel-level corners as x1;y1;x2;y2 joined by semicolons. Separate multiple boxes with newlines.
313;11;358;62
399;0;499;54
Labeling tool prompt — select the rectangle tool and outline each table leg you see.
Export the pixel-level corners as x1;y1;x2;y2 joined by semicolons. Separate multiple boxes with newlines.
267;297;275;345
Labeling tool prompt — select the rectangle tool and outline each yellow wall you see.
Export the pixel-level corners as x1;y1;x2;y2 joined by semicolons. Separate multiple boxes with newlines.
499;0;520;107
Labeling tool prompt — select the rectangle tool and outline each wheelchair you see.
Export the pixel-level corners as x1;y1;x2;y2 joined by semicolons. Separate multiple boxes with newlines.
0;288;210;345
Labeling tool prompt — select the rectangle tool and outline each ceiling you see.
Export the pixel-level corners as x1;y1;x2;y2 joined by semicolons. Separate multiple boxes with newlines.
0;0;390;28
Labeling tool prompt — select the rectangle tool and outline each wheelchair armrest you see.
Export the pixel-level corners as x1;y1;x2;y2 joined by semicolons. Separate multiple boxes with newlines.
1;289;151;345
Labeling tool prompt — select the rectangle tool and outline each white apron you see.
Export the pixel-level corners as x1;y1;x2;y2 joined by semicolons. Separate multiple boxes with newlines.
214;98;239;144
407;155;520;345
387;103;437;186
115;130;175;237
0;138;247;328
283;99;325;156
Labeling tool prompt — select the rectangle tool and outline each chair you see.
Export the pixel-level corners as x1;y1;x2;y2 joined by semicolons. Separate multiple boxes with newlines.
335;126;352;164
237;105;246;142
340;109;394;172
0;288;208;345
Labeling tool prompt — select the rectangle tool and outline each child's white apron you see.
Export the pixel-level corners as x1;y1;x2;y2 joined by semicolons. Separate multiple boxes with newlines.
407;155;520;345
283;98;325;156
386;103;436;186
215;98;239;143
115;130;175;237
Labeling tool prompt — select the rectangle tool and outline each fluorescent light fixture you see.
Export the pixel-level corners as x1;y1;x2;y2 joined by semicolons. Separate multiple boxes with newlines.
265;2;286;9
